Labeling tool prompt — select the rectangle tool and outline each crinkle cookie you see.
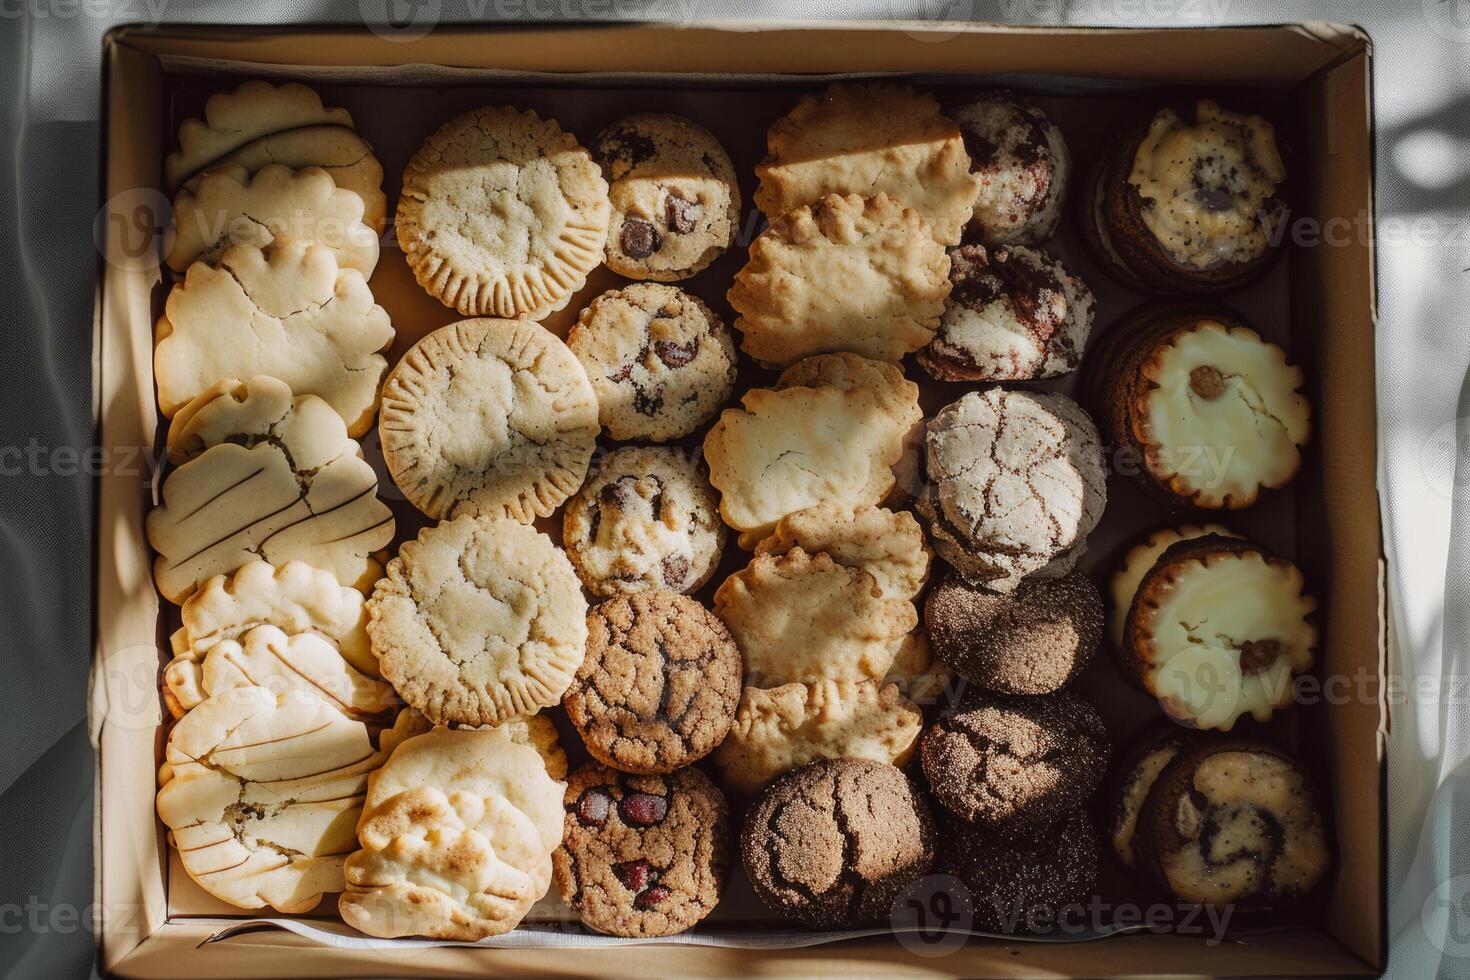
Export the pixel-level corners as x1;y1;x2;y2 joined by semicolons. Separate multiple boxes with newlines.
155;686;421;913
567;284;737;442
754;502;931;601
367;514;587;727
167;163;379;276
555;763;730;937
147;376;394;603
729;192;950;365
379;318;598;522
339;726;567;940
592;113;740;281
741;759;936;928
562;446;726;597
916;244;1094;383
715;679;923;795
949;90;1070;246
918;388;1106;593
704;354;920;548
155;238;394;435
714;548;915;687
755;82;980;246
396;106;610;318
566;591;742;774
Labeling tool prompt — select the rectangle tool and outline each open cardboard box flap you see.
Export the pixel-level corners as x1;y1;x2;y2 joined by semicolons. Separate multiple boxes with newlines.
93;20;1383;978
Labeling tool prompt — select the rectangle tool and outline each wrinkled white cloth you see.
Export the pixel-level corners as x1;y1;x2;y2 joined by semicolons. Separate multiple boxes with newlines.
1;2;1464;978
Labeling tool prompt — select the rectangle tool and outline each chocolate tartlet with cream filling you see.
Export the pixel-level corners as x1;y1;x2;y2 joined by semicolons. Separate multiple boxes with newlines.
1084;99;1287;293
1085;304;1310;510
949;90;1070;246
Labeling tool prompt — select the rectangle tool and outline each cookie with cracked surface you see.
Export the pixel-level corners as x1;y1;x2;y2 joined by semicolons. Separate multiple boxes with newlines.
741;758;936;928
918;388;1106;593
755;82;980;246
592;113;740;281
379;318;599;522
554;763;730;937
562;446;726;597
729;192;950;365
916;244;1093;383
714;679;923;795
754;502;931;601
940;807;1099;932
147;376;394;603
155;238;394;436
924;571;1102;696
920;690;1109;829
395;106;610;319
367;514;587;727
567;284;737;442
714;548;916;687
949;90;1070;246
567;591;742;774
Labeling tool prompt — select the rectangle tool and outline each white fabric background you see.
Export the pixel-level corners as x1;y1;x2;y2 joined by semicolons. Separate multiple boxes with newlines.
0;1;1464;977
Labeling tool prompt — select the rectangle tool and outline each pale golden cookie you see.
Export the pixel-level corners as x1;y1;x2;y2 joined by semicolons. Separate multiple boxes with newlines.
367;515;587;727
729;193;949;365
882;630;955;707
714;548;915;687
167;163;379;276
396;106;610;319
378;318;599;522
340;726;566;940
755;82;980;246
147;376;394;603
155;238;393;436
714;679;923;795
755;502;931;601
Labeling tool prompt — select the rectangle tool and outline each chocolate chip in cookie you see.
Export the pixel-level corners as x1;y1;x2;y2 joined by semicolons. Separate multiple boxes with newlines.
553;763;730;937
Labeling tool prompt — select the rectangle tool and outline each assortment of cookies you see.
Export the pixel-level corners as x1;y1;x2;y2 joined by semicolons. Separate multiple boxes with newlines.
142;76;1330;945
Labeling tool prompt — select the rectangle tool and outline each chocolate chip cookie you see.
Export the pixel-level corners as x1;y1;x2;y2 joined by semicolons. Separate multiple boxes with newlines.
567;284;738;442
562;446;726;597
741;758;935;928
554;763;730;937
593;113;740;281
567;591;742;774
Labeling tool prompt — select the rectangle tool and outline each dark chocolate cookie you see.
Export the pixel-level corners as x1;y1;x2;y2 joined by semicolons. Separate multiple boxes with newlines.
919;691;1109;828
566;591;742;774
924;571;1102;695
741;758;935;928
553;762;730;937
941;807;1099;932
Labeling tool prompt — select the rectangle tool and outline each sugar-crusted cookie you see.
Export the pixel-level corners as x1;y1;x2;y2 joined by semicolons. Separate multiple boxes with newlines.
756;82;980;246
167;163;379;276
703;354;920;548
367;514;587;727
155;238;394;435
339;725;567;940
155;686;421;913
555;763;730;937
396;106;610;319
919;389;1106;592
715;548;915;687
147;376;394;603
741;758;936;928
562;446;726;598
379;318;598;522
754;502;931;602
567;591;742;774
715;679;923;795
949;90;1070;246
916;244;1094;383
567;284;737;442
593;113;740;281
729;192;950;365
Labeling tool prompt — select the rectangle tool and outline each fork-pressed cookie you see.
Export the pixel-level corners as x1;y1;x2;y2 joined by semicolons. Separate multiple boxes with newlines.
729;193;950;366
379;318;599;522
396;106;610;319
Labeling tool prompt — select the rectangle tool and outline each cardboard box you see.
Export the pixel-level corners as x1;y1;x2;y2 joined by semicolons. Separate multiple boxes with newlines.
92;20;1384;977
